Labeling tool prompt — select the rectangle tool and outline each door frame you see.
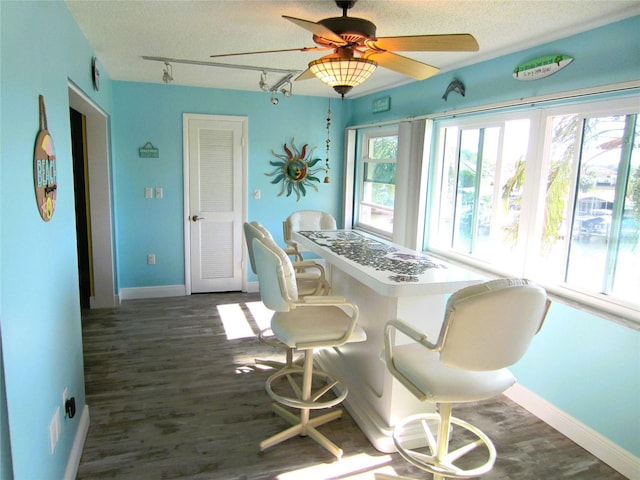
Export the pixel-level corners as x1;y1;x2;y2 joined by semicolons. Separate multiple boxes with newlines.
68;83;117;308
182;113;248;295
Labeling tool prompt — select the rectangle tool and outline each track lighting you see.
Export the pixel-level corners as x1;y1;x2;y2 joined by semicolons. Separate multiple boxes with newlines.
162;62;173;84
259;71;270;91
280;81;293;97
267;73;294;104
142;56;301;94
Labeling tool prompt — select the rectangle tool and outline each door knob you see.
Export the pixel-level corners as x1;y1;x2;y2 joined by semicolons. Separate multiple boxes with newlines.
191;215;205;222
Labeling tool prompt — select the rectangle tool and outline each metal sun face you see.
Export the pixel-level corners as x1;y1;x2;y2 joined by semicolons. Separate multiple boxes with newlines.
266;139;325;201
285;159;308;182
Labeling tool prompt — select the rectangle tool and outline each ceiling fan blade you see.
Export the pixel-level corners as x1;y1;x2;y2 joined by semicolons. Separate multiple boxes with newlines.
294;68;317;82
283;15;346;45
210;46;321;58
364;51;439;80
367;34;479;52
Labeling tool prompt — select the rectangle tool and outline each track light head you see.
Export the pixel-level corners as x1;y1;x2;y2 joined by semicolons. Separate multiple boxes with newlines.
259;71;270;91
281;81;293;97
162;62;173;83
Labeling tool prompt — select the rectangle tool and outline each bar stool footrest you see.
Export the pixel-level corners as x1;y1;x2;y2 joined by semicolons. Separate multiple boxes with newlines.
393;413;497;479
266;365;347;410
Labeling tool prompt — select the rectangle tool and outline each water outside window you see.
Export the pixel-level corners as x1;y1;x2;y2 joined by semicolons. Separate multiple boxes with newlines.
430;97;639;320
563;114;639;301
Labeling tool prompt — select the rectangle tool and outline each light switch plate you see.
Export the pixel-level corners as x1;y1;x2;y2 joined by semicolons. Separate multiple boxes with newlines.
49;407;61;453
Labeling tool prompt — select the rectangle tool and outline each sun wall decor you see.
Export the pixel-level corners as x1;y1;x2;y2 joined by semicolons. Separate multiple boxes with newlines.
266;138;325;201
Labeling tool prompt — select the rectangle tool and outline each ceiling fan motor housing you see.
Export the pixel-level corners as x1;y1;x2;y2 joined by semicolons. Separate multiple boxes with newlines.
315;16;377;46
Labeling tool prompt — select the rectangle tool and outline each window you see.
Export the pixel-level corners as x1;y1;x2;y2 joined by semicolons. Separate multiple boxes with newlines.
429;96;640;322
355;128;398;235
538;110;639;303
434;118;531;272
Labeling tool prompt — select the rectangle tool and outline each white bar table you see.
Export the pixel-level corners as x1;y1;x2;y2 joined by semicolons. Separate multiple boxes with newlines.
291;230;485;452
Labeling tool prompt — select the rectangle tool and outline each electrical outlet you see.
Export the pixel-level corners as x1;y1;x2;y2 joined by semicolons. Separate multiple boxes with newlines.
65;397;77;418
155;187;163;199
62;387;71;418
144;187;153;198
147;254;156;265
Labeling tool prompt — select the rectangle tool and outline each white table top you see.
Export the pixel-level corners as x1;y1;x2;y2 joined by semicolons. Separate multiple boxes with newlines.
291;230;485;297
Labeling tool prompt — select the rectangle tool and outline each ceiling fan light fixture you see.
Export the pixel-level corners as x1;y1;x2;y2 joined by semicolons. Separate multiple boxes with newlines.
309;55;377;97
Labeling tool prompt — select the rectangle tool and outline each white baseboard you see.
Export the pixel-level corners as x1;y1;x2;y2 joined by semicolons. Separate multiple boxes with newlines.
119;285;186;300
64;405;90;480
505;384;639;479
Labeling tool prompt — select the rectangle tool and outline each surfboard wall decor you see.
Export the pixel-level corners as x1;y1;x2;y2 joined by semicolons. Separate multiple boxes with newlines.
513;54;573;81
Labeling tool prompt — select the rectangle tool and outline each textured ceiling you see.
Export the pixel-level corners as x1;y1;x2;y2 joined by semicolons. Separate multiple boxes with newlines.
65;0;640;98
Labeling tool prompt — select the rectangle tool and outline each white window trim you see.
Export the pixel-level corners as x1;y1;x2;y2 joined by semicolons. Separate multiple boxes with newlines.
354;126;399;239
428;96;640;329
346;122;431;249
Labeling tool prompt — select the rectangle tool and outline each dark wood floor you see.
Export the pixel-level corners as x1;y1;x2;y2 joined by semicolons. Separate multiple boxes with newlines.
77;292;625;479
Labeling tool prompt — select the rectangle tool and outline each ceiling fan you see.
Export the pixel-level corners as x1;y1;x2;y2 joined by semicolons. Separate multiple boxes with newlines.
210;0;479;97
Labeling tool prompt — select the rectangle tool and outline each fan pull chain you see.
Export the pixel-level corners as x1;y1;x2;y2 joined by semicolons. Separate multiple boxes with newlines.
324;98;331;183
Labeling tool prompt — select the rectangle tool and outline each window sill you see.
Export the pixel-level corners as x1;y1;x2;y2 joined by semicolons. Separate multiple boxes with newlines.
425;248;640;331
354;224;393;240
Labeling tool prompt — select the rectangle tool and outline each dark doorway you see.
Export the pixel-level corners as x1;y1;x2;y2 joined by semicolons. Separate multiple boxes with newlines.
70;108;92;309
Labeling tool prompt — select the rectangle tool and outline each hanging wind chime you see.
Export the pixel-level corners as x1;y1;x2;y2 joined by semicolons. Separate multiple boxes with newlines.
265;98;332;199
324;99;331;183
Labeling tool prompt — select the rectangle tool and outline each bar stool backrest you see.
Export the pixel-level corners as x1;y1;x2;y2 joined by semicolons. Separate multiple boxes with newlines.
438;278;549;371
252;237;299;312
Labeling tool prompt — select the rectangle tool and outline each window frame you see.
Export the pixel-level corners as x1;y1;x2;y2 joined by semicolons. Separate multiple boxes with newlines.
429;110;542;268
353;126;399;238
427;96;640;326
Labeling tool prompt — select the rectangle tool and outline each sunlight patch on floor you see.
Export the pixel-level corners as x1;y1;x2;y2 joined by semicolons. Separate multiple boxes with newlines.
275;452;398;480
245;300;273;331
217;303;256;339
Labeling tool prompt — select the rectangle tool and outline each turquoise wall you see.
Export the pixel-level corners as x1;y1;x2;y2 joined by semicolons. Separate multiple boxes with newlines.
112;82;346;287
513;303;639;455
348;16;640;456
0;1;113;478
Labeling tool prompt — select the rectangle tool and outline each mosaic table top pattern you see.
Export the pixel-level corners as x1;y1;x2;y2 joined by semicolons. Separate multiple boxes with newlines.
297;230;445;283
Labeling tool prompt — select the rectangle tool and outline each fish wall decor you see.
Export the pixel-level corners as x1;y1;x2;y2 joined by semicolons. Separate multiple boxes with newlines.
442;78;466;101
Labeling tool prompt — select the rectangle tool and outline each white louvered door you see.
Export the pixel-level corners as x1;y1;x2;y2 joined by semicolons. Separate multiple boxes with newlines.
185;115;246;293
